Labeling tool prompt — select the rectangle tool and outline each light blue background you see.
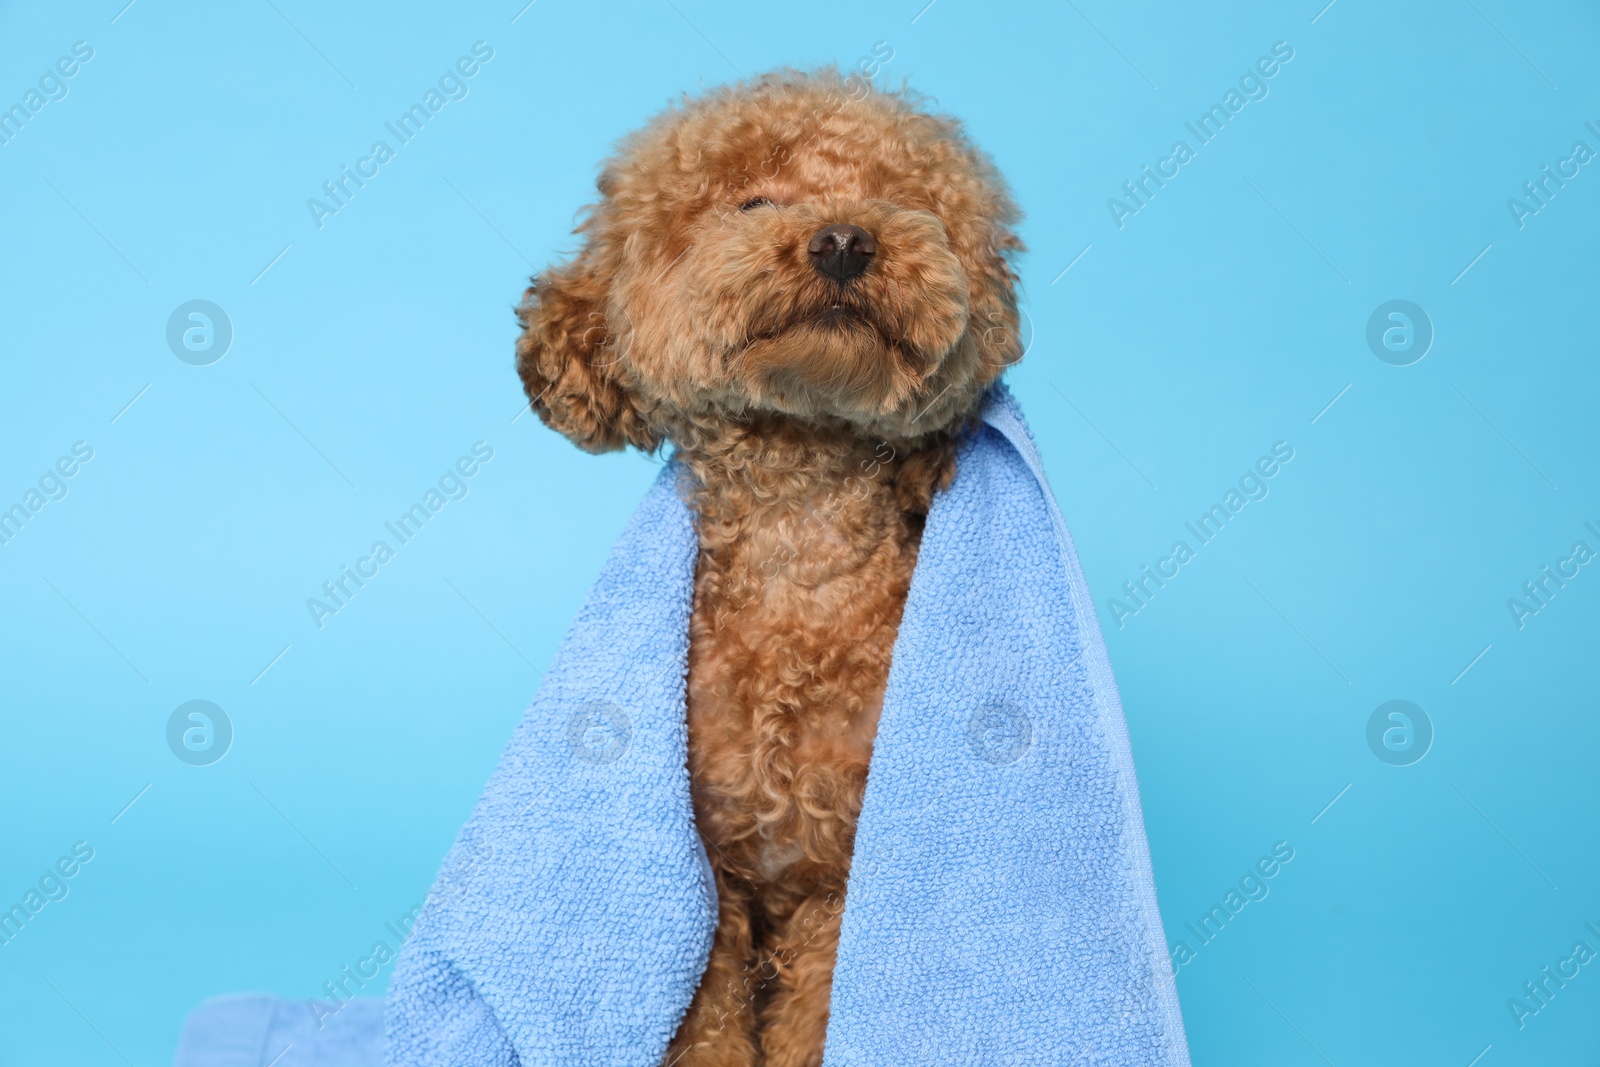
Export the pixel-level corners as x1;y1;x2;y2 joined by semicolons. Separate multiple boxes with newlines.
1;0;1597;1064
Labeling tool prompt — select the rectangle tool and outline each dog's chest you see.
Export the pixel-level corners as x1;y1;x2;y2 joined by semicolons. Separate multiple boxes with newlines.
684;503;918;888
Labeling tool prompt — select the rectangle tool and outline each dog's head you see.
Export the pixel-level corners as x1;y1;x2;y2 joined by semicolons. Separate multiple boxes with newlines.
517;68;1024;452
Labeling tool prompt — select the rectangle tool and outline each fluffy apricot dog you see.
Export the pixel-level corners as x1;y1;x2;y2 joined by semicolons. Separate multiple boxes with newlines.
516;69;1023;1067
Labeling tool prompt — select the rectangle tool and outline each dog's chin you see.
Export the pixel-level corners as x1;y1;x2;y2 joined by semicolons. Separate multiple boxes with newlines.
736;311;933;422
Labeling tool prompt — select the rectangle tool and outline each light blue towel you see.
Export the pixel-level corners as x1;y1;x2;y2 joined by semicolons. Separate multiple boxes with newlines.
383;384;1190;1066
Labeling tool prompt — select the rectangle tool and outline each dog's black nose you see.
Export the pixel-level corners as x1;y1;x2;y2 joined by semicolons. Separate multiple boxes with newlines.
807;224;876;282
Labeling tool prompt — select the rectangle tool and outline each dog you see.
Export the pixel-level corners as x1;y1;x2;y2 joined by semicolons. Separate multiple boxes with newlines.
515;68;1023;1067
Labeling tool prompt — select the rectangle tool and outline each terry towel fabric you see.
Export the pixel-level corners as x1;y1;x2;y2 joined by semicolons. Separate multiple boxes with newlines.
380;384;1190;1067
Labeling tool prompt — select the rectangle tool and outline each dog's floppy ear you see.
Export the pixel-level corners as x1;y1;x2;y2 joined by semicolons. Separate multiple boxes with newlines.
515;253;658;454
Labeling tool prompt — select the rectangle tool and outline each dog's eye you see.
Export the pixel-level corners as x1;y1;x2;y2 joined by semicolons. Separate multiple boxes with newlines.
739;197;773;212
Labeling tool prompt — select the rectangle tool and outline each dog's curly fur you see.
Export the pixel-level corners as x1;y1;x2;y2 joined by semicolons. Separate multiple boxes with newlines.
515;68;1023;1067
